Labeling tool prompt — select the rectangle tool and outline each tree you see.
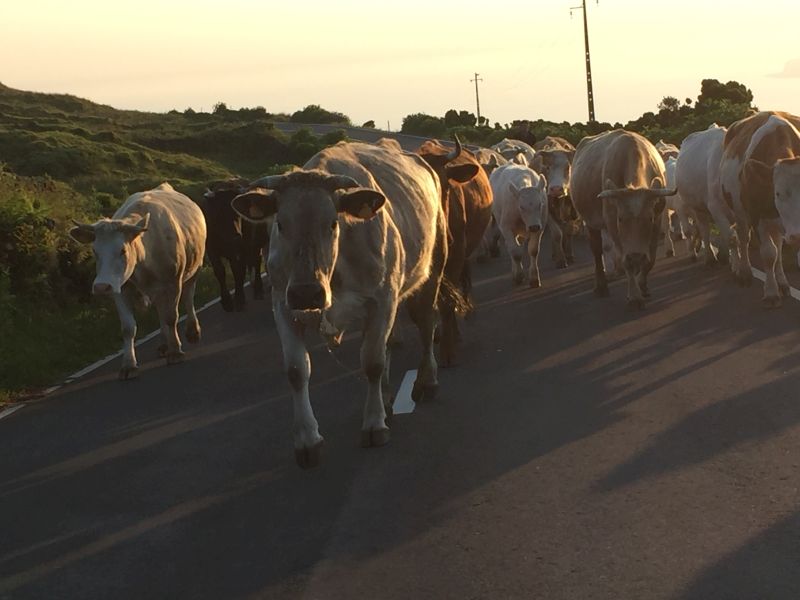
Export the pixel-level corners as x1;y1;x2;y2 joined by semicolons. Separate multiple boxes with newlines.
361;120;376;128
212;101;228;114
696;79;753;110
400;113;447;137
290;104;351;125
657;96;680;113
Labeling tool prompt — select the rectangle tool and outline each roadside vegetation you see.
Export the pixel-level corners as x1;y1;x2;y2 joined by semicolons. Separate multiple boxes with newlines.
0;78;755;400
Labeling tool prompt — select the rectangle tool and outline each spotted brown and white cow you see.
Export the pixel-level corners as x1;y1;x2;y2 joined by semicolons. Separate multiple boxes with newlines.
70;183;206;379
571;130;676;308
231;140;447;468
721;111;800;306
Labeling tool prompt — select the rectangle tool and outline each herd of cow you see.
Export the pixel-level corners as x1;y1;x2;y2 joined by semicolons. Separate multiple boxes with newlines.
67;109;800;468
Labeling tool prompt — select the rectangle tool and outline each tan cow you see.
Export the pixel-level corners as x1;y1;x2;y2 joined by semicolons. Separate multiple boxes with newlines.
491;138;536;165
720;111;800;301
655;139;680;161
230;140;446;468
70;183;206;379
571;130;676;308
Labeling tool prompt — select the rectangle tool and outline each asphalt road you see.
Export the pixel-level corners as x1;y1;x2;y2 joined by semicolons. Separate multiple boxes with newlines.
2;237;800;600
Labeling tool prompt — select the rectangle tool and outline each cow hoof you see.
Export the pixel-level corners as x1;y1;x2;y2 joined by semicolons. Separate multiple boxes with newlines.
556;260;568;269
762;296;782;309
593;284;609;298
157;344;168;358
185;325;201;344
220;296;234;312
412;381;438;403
384;396;395;422
512;273;523;286
665;249;674;258
295;440;324;469
780;283;791;297
627;298;646;310
166;351;186;365
361;427;391;448
118;366;139;380
529;278;541;289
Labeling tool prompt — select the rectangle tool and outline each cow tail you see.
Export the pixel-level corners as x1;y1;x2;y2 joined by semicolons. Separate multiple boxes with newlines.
438;273;473;317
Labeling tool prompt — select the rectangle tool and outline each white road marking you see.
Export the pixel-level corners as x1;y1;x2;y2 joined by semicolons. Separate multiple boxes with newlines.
393;370;417;415
0;405;25;421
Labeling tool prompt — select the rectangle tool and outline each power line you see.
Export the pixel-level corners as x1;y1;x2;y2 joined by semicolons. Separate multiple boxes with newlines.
470;72;483;125
570;0;598;122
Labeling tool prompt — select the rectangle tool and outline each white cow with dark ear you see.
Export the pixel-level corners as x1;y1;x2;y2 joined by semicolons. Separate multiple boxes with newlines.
70;183;206;379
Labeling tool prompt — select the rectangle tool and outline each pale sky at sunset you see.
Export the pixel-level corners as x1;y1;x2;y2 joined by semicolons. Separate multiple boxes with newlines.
3;0;799;128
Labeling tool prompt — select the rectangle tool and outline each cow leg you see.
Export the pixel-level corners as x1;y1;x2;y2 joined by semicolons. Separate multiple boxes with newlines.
548;217;567;269
733;218;753;287
181;273;201;344
209;254;233;312
708;198;736;268
693;210;714;265
274;300;323;468
113;289;138;380
359;300;396;448
588;227;609;297
663;209;675;257
506;236;525;285
155;285;184;364
250;250;265;300
527;231;544;287
758;219;784;308
231;256;246;311
563;231;575;265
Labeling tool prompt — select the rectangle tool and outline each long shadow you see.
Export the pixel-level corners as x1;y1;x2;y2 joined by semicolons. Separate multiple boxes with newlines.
678;509;800;599
1;241;797;598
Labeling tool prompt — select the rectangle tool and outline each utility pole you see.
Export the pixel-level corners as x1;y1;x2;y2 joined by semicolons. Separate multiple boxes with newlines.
570;1;597;122
470;72;483;125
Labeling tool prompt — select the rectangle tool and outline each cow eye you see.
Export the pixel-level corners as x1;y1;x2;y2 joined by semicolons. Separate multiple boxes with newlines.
276;220;283;233
331;219;338;231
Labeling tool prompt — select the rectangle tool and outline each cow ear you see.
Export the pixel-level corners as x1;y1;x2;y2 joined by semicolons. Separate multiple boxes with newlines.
336;188;386;220
69;220;95;244
446;163;480;183
231;189;278;223
743;159;772;185
537;175;547;191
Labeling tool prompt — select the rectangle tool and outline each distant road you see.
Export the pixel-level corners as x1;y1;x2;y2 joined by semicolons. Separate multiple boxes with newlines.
271;122;457;152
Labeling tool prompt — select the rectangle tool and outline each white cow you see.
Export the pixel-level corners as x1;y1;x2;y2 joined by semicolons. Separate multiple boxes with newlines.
676;123;736;266
491;138;536;166
70;183;206;379
662;156;694;257
490;162;562;287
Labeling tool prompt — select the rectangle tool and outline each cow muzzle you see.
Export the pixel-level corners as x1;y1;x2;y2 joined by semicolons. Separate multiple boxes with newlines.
287;282;326;311
528;224;542;233
93;282;113;295
548;186;566;199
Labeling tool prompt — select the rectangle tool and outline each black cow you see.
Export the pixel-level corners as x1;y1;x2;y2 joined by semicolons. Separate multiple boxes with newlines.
201;179;270;311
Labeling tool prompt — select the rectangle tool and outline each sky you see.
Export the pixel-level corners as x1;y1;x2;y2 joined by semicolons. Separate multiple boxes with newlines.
3;0;799;128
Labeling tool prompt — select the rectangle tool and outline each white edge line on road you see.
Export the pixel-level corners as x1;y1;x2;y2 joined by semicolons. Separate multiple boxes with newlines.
751;267;800;301
0;405;25;421
393;370;417;415
35;279;259;398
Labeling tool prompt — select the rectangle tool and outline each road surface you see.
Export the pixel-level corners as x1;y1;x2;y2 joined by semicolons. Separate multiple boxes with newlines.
2;236;800;600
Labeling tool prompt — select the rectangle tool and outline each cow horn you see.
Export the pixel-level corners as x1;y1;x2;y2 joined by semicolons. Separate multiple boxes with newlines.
646;187;678;198
249;175;286;189
446;135;463;161
71;219;95;231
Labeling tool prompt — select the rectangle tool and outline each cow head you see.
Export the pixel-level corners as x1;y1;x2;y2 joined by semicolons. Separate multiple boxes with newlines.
510;175;548;234
533;149;575;201
202;178;249;243
417;136;481;191
69;214;150;295
598;177;676;271
770;157;800;247
230;171;385;313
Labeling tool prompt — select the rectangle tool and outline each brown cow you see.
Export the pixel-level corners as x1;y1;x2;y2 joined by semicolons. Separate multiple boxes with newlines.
571;130;676;308
720;111;800;306
416;137;493;366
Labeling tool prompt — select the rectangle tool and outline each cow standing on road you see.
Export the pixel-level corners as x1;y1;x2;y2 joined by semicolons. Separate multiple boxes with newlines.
491;162;562;287
70;183;206;379
231;140;447;468
416;138;492;366
571;130;675;308
532;136;579;265
722;112;800;306
201;179;270;312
